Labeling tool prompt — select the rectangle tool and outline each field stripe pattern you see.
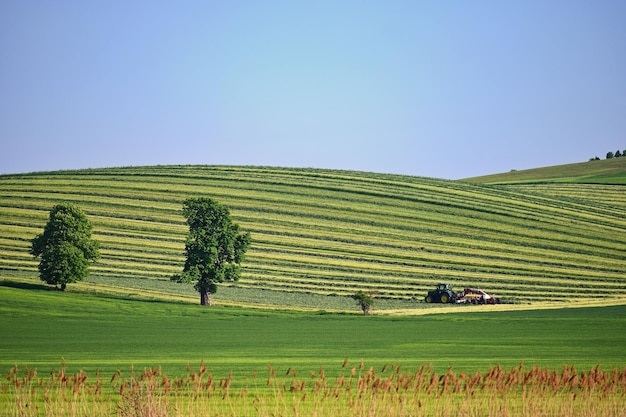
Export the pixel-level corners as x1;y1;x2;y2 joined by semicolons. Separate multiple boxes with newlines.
1;165;625;305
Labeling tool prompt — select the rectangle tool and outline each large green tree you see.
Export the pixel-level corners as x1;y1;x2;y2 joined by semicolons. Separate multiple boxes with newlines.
173;198;251;306
31;203;100;291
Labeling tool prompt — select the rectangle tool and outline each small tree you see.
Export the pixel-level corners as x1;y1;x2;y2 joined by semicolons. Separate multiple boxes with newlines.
606;151;614;159
615;150;622;158
173;198;251;306
352;291;375;315
31;204;100;290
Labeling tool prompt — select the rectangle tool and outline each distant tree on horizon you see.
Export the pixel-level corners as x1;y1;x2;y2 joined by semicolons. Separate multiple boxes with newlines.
31;204;100;290
615;150;622;158
606;151;614;159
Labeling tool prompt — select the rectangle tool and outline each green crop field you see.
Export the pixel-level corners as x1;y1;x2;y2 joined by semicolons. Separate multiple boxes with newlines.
1;281;625;416
2;281;625;378
1;164;625;309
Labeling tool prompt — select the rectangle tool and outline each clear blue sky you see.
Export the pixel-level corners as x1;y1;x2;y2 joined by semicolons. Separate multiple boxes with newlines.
1;1;625;179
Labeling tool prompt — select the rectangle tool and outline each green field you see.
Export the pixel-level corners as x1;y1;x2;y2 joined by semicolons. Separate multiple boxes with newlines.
1;164;625;308
2;279;626;415
463;156;626;185
1;162;626;415
2;281;625;379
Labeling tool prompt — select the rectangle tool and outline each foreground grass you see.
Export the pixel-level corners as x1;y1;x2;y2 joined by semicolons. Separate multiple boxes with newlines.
2;282;626;415
3;361;625;416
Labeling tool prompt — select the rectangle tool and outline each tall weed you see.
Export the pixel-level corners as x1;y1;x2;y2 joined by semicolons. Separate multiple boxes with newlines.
2;361;625;416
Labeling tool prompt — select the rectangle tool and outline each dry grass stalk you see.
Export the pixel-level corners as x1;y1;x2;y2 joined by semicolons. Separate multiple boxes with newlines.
1;361;625;416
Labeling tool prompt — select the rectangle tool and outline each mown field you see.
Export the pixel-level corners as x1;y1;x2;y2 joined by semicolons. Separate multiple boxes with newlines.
1;164;625;309
1;282;625;416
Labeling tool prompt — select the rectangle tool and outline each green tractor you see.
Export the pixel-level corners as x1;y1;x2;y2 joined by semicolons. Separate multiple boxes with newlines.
424;283;458;304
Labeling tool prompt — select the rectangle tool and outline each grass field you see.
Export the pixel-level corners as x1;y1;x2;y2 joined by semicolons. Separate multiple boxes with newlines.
1;281;625;416
2;281;625;378
1;158;625;415
1;164;625;308
463;156;626;185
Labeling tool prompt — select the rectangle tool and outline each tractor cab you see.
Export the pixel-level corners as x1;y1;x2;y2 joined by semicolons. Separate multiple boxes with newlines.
425;283;457;304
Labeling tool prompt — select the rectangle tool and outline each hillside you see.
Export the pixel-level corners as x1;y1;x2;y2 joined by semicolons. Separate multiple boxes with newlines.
1;165;625;308
463;157;626;185
464;157;626;212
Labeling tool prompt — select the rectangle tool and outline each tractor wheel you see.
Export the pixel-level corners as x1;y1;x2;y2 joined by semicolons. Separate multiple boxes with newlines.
440;293;449;304
425;295;433;303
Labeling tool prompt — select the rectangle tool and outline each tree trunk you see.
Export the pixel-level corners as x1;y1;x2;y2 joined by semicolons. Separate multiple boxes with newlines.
200;289;211;306
60;282;67;291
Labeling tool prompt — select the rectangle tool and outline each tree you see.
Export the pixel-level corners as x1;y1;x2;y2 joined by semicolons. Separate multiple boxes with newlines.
31;204;100;290
606;151;614;159
173;198;251;306
351;291;375;315
615;150;622;158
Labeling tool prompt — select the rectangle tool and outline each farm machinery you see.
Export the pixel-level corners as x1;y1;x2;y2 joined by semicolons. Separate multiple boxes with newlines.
424;283;501;304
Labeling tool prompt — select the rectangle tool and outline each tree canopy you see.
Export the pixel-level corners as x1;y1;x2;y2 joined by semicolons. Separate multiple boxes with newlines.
173;197;251;306
590;149;624;160
352;291;375;315
31;203;100;290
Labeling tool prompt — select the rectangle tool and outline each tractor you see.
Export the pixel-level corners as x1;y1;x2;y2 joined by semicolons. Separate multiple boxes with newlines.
424;283;458;304
424;283;502;304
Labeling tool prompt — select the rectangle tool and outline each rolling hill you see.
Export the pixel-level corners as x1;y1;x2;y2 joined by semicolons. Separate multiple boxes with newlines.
464;156;626;185
1;164;625;309
464;157;626;212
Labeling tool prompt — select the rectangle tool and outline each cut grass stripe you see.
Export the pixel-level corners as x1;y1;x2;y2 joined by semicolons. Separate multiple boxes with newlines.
1;165;624;307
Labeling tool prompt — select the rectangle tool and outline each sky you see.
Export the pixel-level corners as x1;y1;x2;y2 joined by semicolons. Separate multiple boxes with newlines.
1;1;625;180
